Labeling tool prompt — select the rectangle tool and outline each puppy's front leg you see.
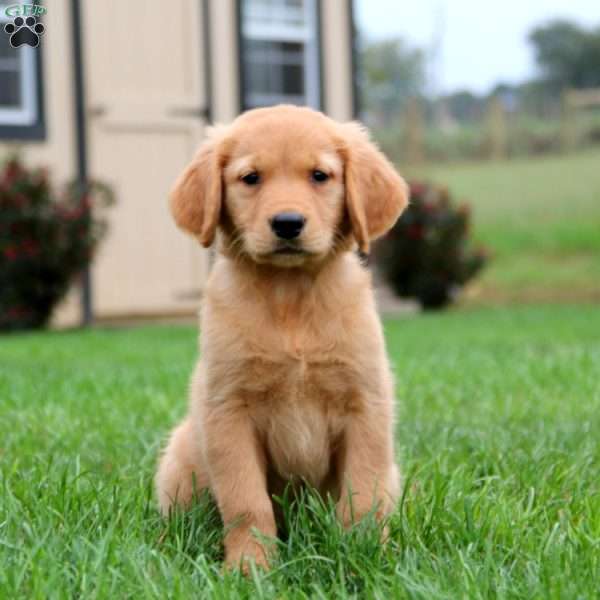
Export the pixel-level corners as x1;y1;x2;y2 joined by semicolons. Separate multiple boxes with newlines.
336;409;399;528
203;403;276;571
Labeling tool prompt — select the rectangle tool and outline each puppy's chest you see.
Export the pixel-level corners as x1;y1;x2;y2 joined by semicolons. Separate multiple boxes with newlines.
242;354;357;486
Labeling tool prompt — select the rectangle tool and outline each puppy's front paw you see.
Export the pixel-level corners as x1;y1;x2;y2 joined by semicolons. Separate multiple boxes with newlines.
337;496;393;546
336;492;389;529
225;540;271;574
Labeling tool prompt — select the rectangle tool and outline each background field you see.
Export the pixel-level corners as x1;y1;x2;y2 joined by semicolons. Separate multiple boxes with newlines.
2;307;599;598
407;148;600;304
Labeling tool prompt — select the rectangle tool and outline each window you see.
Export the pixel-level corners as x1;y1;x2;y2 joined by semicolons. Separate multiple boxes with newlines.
239;0;321;110
0;9;45;139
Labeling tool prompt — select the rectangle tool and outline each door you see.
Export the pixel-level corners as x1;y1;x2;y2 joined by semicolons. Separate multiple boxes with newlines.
83;0;209;317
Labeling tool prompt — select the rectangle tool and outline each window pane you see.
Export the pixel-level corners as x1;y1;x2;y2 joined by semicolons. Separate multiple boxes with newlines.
282;63;303;95
0;32;22;109
0;31;13;58
0;28;20;66
244;40;305;102
0;27;42;131
243;0;306;29
0;70;21;107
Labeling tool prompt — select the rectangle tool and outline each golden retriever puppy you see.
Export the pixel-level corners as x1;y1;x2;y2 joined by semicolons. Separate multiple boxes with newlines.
155;105;408;571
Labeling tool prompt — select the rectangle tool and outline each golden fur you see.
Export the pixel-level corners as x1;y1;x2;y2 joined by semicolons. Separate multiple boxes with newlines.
155;105;409;571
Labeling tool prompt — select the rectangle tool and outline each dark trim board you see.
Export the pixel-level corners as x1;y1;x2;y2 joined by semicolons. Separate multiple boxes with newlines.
70;0;92;325
315;0;324;111
348;0;359;118
235;0;244;113
201;0;213;123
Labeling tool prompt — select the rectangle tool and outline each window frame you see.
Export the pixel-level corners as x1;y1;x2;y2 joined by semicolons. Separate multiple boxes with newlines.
0;8;46;140
237;0;323;112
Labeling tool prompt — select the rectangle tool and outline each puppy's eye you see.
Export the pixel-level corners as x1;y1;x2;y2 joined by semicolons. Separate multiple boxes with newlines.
311;170;329;183
241;172;260;185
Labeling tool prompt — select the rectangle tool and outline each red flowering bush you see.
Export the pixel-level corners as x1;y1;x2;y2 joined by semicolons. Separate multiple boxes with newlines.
375;181;488;309
0;156;113;331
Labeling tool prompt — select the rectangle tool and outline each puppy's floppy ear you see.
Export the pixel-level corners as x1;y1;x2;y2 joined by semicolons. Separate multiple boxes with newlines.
170;126;227;247
339;122;409;254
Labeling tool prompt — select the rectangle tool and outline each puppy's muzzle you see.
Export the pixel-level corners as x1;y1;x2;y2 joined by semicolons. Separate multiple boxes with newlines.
270;212;306;240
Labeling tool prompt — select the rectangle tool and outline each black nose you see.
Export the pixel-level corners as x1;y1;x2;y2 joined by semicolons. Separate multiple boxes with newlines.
270;212;306;240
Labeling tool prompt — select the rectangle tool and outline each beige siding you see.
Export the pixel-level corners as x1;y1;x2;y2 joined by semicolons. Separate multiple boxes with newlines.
321;0;354;121
210;0;241;123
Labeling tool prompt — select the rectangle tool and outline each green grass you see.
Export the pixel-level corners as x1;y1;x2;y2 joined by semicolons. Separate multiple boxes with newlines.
409;149;600;302
2;307;600;598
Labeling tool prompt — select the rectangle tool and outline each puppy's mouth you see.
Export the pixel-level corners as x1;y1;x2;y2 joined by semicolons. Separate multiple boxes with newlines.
254;242;316;265
273;245;307;255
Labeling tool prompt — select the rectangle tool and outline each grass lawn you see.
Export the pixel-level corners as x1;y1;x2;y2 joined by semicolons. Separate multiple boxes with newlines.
409;149;600;303
1;305;599;598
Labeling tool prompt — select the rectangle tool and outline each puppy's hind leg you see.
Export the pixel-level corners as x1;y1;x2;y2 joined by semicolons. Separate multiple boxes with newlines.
155;417;209;515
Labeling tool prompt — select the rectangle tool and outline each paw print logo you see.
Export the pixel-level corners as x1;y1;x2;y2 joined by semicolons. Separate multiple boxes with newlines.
4;16;45;48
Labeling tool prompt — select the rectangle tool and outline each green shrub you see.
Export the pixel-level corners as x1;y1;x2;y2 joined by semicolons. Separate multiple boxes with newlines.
0;156;113;331
375;181;488;309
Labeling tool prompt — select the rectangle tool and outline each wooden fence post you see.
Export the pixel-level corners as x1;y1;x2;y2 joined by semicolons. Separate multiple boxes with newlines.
485;96;507;160
405;97;425;164
560;89;577;152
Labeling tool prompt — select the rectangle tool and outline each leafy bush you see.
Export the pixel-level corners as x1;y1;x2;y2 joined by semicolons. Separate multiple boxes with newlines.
0;156;113;331
375;181;488;309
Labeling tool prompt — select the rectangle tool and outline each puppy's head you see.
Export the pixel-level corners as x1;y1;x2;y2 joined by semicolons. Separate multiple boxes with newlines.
170;105;408;267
